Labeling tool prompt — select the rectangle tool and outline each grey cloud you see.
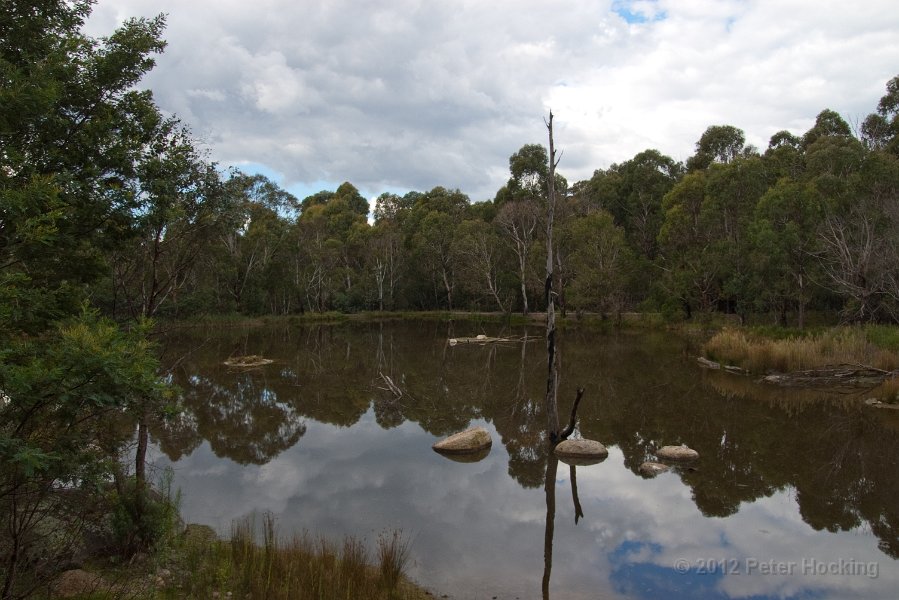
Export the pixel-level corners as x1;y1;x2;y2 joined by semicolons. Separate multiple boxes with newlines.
87;0;899;199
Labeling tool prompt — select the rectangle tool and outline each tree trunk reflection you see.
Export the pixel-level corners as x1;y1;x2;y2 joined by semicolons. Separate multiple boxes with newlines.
542;453;558;600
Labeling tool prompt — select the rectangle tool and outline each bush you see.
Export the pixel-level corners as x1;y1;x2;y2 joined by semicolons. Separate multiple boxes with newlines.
110;470;181;556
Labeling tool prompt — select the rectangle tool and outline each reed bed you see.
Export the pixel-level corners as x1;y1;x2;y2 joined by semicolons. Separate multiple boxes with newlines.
703;327;899;374
875;376;899;403
168;513;425;600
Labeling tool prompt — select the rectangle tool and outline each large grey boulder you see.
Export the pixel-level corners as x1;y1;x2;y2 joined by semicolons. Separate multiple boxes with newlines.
554;439;609;466
657;445;699;461
432;427;492;455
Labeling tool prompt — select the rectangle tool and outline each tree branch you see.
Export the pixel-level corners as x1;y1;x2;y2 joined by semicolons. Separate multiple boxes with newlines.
557;387;584;441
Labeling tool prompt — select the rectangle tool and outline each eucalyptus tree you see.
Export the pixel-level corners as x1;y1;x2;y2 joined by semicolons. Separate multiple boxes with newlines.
862;75;899;153
108;119;228;319
657;171;718;315
764;130;805;180
212;173;297;314
369;192;413;311
453;219;511;312
565;211;634;318
495;199;540;315
403;187;468;309
686;124;749;171
749;179;824;327
815;149;899;322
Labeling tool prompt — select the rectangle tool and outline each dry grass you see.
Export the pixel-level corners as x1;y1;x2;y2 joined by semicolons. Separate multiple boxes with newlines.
875;377;899;404
703;327;899;374
164;513;426;600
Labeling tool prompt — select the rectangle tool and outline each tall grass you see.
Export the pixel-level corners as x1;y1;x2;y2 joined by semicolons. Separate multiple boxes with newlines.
703;327;899;374
166;513;425;600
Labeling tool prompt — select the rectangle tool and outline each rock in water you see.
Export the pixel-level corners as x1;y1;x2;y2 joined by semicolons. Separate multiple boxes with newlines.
657;445;699;461
639;461;670;477
433;427;492;454
554;439;609;466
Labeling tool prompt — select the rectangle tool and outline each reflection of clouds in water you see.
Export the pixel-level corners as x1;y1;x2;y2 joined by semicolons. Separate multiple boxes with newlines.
570;451;897;600
155;413;896;600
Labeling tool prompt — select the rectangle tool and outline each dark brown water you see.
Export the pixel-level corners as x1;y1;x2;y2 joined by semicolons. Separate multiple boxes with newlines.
151;320;899;599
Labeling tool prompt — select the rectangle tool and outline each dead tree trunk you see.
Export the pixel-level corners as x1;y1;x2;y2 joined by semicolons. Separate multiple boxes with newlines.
544;113;560;438
545;112;561;439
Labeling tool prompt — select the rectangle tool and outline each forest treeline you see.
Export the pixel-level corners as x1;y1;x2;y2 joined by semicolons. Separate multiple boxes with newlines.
89;82;899;326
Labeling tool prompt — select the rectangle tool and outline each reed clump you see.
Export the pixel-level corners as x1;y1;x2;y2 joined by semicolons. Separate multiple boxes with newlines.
875;376;899;403
169;513;426;600
703;327;899;374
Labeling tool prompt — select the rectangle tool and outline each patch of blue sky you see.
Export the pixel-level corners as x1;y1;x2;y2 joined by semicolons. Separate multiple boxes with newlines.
612;0;667;24
230;160;334;201
227;161;418;221
607;540;825;600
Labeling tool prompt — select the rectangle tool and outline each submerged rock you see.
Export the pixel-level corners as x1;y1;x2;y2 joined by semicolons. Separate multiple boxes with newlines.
639;461;670;478
657;445;699;461
432;427;492;455
554;439;609;466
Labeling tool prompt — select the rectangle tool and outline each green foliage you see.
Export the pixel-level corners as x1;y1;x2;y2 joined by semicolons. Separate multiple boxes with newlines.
864;324;899;352
110;470;181;556
565;211;634;315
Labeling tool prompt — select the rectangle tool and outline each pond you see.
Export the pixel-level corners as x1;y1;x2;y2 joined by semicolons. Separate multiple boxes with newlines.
151;319;899;599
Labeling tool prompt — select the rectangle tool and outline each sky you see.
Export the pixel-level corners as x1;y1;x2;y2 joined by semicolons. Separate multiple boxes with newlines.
85;0;899;206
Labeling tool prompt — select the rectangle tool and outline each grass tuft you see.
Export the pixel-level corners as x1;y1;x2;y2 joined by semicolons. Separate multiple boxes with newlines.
156;513;427;600
377;530;412;592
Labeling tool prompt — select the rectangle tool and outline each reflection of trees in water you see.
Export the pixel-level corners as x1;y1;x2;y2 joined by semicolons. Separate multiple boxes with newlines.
158;322;899;557
157;369;306;465
492;332;551;488
568;330;899;557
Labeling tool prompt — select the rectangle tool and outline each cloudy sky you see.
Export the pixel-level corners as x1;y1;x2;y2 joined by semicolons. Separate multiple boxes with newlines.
85;0;899;205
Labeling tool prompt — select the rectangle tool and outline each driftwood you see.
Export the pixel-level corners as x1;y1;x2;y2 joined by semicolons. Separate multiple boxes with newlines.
448;335;536;345
379;372;404;398
761;364;897;388
223;355;273;368
696;356;748;374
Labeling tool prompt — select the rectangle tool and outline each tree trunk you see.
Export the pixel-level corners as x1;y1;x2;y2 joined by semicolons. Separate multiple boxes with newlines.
442;267;453;310
521;275;529;316
544;112;560;439
134;416;149;524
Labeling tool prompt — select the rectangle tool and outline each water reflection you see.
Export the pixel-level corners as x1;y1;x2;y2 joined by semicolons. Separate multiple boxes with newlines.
153;321;899;598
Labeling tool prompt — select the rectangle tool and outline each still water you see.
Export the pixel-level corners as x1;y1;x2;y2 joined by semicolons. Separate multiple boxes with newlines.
151;320;899;599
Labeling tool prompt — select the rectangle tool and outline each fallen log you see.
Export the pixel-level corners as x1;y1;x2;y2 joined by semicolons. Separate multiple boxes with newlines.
761;364;897;388
223;355;273;368
448;335;537;345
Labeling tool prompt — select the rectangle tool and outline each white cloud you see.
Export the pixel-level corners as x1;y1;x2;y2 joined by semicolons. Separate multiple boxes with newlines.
86;0;899;200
